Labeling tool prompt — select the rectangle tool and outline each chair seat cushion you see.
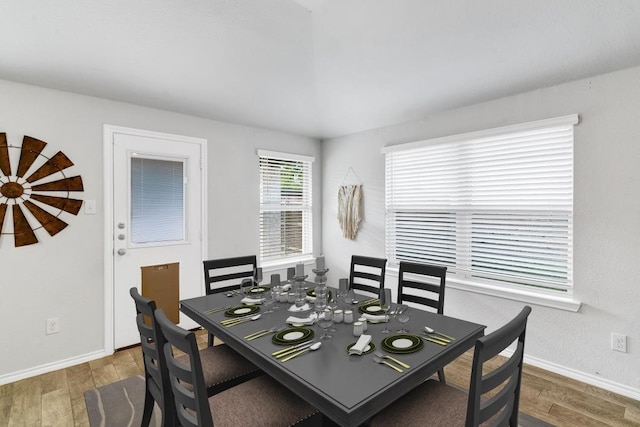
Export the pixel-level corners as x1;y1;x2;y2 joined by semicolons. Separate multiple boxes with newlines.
209;375;319;426
369;379;467;427
176;343;260;389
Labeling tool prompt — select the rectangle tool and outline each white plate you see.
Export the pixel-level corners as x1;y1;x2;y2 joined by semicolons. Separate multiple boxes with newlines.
391;338;413;349
283;331;305;341
233;307;252;315
366;305;382;312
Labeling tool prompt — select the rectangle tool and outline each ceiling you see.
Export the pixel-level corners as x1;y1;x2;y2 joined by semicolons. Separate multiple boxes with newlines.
2;0;640;139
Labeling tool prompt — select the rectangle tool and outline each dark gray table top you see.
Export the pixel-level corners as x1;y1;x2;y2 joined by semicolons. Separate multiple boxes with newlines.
181;291;485;427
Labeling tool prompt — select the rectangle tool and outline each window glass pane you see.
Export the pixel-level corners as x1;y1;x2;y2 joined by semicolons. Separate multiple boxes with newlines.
259;152;313;263
131;157;184;244
385;115;576;293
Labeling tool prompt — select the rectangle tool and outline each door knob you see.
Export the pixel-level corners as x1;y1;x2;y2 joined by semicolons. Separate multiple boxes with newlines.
117;248;127;256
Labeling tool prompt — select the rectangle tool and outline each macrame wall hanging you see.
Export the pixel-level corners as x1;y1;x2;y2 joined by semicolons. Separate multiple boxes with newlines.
337;167;362;240
0;133;84;247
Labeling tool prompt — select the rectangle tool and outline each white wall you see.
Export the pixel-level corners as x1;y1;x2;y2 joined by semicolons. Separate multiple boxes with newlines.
0;79;321;381
322;66;640;397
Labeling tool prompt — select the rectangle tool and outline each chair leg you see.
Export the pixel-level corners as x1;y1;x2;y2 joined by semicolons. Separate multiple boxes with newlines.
141;387;154;427
208;332;214;347
437;368;446;384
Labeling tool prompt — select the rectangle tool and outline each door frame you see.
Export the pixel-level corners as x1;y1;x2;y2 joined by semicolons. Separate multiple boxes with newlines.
103;125;208;354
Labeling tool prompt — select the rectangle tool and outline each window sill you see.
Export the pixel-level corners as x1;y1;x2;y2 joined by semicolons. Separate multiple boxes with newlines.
386;268;581;312
447;279;581;312
260;255;315;271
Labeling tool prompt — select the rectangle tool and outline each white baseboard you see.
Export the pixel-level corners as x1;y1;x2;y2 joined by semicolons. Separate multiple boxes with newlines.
0;350;108;386
502;349;640;401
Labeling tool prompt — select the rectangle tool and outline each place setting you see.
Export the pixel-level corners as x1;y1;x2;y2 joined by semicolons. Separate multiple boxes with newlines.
219;305;261;327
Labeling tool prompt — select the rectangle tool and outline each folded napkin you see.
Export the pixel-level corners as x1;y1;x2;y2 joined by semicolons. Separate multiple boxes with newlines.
361;313;388;323
281;283;292;292
305;295;316;302
240;296;265;305
286;313;317;326
349;334;372;355
287;302;311;312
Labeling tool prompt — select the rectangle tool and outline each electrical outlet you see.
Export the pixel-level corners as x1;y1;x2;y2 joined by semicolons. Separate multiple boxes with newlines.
611;333;626;353
46;317;60;335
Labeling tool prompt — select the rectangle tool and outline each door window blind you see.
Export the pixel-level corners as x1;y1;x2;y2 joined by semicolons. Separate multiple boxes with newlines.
384;115;577;293
259;151;313;263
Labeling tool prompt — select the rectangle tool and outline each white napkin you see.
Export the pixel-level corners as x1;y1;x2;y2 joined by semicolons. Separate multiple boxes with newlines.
286;313;317;326
349;334;372;355
281;283;292;291
287;302;311;312
240;296;265;305
305;295;316;302
362;313;388;323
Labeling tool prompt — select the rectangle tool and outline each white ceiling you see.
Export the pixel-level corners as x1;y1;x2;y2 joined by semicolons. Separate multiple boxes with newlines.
2;0;640;139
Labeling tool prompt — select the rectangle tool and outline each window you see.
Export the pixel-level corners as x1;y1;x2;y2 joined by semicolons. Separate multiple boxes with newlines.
258;150;313;265
130;156;185;244
384;115;578;296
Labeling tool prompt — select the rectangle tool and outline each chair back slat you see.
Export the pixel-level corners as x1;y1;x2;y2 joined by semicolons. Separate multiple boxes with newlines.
466;305;531;427
156;308;214;427
349;255;386;297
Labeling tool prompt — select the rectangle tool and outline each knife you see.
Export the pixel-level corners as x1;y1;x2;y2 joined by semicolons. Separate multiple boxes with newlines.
272;340;314;357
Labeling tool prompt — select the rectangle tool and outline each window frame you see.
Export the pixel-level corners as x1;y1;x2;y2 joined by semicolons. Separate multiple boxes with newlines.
382;115;581;312
257;149;314;268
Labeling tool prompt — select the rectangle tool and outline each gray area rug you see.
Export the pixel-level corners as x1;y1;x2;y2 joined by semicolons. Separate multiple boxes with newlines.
84;375;161;427
85;375;555;426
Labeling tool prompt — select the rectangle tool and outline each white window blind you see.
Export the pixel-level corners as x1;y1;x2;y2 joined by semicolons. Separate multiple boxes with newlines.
258;151;313;263
384;115;578;293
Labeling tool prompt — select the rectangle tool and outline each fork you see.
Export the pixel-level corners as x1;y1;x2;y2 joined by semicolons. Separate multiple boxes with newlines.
374;351;410;369
373;356;404;373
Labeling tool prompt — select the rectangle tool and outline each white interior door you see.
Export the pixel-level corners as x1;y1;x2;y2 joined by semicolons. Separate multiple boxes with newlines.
110;128;205;349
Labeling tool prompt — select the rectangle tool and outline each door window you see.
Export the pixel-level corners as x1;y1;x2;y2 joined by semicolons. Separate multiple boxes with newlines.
130;156;185;244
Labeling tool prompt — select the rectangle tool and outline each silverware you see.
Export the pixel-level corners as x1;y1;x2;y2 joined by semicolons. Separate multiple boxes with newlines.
374;351;410;369
221;314;261;327
203;306;229;314
373;356;403;373
272;340;315;357
424;326;455;341
281;342;322;362
245;326;282;340
420;334;448;346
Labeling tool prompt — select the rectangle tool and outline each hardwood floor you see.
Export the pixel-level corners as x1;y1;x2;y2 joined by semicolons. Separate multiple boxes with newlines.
2;329;639;426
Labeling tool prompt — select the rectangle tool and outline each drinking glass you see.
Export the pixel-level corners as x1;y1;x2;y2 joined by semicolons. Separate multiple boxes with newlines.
338;278;349;307
317;307;334;340
263;291;275;314
397;305;410;333
269;274;281;311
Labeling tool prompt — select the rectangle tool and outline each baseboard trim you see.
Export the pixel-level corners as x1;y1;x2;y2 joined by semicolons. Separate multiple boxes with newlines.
502;349;640;401
0;350;107;386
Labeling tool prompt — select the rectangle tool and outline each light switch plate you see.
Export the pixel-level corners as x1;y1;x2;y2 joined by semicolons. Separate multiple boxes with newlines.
85;199;97;215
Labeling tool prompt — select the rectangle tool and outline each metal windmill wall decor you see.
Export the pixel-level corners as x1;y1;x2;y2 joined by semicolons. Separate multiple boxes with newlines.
0;133;84;247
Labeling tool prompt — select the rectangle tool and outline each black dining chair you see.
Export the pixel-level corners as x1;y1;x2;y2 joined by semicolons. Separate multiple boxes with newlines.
130;287;176;427
397;261;448;382
369;305;532;427
130;288;261;416
349;255;387;298
203;255;257;346
155;308;323;427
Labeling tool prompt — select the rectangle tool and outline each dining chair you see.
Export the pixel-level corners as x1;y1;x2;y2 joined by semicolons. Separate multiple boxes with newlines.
155;308;323;427
130;289;261;408
369;305;532;427
349;255;387;298
203;255;257;346
397;261;448;382
130;287;176;427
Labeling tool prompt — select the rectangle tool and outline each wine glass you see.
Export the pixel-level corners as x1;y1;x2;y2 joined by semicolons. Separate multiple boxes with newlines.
380;289;393;334
317;307;334;340
397;305;410;333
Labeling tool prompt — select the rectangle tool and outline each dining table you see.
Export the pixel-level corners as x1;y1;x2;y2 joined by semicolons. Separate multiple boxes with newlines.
180;286;485;427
